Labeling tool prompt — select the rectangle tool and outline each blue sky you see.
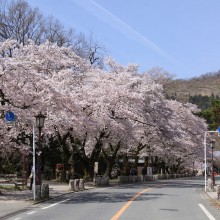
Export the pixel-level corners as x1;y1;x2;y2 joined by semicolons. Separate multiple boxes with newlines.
27;0;220;79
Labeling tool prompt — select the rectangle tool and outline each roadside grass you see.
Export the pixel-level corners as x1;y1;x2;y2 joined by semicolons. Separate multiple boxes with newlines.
0;185;16;191
0;184;28;191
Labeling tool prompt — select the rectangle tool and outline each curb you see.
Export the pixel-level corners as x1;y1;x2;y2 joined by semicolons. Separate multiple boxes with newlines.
0;184;95;220
0;208;31;220
30;184;95;205
205;189;220;205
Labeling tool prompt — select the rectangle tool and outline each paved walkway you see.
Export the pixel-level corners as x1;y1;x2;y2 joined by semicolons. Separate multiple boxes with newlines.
0;181;95;219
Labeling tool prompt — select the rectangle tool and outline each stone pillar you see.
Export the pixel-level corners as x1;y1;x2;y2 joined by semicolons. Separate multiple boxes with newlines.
41;184;49;199
74;179;80;191
79;179;85;190
208;178;214;191
69;179;74;191
217;185;220;200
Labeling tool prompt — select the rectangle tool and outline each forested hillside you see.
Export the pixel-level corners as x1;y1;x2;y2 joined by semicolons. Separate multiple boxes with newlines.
164;70;220;109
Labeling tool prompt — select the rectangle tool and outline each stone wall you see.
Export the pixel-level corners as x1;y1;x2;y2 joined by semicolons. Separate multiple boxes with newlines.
94;176;109;187
118;173;193;184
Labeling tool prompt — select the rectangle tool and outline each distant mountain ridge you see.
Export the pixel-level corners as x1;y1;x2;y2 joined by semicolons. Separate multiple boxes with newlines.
164;70;220;104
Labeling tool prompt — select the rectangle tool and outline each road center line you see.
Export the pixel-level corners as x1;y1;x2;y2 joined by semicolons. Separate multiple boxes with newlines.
111;185;161;220
198;204;216;220
41;198;71;210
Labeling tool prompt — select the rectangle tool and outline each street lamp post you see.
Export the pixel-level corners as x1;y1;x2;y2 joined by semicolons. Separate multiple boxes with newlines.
35;112;46;187
32;122;36;200
210;140;215;186
204;130;219;192
24;120;36;200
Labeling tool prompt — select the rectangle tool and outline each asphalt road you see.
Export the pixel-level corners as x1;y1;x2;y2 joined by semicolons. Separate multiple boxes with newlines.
6;177;220;220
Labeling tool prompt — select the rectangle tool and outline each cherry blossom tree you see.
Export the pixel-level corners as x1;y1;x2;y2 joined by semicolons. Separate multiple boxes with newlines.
0;40;89;153
0;39;208;178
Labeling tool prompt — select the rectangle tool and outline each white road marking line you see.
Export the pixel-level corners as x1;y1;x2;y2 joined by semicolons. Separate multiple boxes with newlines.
41;188;105;210
198;204;216;220
13;218;21;220
27;211;37;215
41;198;71;210
92;188;106;192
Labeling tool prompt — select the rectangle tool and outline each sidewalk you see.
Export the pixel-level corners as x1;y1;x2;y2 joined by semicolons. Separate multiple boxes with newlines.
0;181;95;219
206;177;220;202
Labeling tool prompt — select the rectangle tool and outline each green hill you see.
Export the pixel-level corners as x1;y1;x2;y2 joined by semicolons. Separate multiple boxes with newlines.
164;70;220;108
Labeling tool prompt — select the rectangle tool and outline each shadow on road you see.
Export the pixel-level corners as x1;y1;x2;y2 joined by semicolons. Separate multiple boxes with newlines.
42;177;204;205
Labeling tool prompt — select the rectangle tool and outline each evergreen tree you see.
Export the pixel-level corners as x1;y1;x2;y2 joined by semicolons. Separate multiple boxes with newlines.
198;98;220;130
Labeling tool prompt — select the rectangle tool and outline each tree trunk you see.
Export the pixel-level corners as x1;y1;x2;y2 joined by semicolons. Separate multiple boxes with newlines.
104;160;113;178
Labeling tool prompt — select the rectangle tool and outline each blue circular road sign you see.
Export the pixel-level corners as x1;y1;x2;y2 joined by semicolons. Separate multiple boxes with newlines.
5;111;15;122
